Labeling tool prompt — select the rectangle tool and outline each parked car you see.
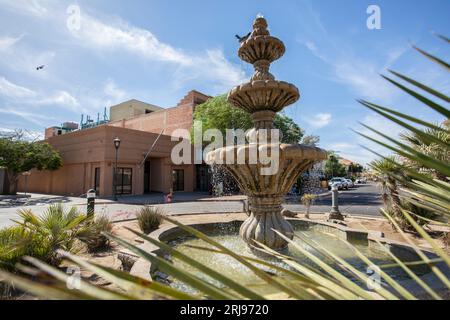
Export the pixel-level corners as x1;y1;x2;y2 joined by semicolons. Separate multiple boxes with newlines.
328;177;347;190
345;179;354;188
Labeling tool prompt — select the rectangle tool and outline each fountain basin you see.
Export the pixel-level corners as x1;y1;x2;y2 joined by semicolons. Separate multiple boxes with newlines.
227;80;299;113
238;35;285;64
123;217;449;298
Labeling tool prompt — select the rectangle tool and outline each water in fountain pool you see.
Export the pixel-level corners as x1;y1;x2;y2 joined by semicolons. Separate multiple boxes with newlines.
156;225;430;296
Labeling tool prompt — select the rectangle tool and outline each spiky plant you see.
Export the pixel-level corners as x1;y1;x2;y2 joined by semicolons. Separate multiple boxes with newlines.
300;194;317;219
370;156;408;229
136;206;164;234
77;215;114;252
14;204;86;264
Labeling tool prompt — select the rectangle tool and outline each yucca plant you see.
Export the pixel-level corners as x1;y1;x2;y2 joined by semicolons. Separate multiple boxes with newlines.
77;215;114;252
0;35;449;301
0;226;52;272
300;194;317;219
136;206;164;234
13;204;87;265
370;157;408;229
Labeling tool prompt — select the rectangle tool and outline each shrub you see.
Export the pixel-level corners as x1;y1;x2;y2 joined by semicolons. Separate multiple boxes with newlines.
0;226;52;271
1;206;114;274
78;215;114;252
136;206;164;234
301;194;317;219
13;204;86;265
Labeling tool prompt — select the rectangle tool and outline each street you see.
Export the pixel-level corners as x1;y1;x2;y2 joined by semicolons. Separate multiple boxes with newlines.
284;183;383;217
0;183;383;228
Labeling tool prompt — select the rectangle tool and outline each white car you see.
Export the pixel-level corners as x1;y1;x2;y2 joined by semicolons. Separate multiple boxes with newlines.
345;179;354;188
328;177;347;190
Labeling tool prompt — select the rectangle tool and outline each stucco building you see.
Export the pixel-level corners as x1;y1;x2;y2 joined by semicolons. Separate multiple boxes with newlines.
17;90;211;197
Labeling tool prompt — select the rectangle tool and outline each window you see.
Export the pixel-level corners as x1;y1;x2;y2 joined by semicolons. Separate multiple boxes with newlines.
145;109;152;114
94;167;100;194
115;168;133;195
172;169;184;192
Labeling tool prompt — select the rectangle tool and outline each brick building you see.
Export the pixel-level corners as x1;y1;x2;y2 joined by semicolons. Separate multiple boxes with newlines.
17;90;211;197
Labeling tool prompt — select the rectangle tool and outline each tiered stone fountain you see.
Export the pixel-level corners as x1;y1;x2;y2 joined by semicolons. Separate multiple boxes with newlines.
207;17;327;250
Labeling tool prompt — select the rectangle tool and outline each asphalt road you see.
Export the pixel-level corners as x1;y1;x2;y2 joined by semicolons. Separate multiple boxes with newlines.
285;183;383;217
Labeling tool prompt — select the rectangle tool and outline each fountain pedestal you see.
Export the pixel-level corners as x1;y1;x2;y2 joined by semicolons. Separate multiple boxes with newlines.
240;196;293;249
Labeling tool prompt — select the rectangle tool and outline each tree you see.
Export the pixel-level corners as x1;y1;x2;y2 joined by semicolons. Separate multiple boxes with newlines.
192;95;305;144
324;153;346;179
301;134;320;146
273;113;305;143
370;157;404;226
0;138;62;194
348;163;364;176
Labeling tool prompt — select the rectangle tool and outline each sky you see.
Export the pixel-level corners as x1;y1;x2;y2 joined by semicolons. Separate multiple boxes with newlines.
0;0;449;165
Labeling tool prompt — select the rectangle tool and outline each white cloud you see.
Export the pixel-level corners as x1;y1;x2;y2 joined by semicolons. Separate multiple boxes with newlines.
104;78;127;103
38;91;80;110
305;113;332;129
0;76;81;112
0;0;50;18
0;77;36;98
333;60;396;101
302;40;328;62
0;107;53;126
69;12;246;91
301;40;397;101
0;35;22;50
72;14;192;65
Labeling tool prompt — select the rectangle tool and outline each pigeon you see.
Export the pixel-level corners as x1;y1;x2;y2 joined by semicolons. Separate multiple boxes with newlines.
36;65;45;71
235;32;251;43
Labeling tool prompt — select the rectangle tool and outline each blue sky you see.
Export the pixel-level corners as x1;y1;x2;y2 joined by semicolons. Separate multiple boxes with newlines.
0;0;449;165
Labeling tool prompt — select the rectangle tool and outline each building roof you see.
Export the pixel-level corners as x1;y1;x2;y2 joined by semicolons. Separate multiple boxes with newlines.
339;158;354;166
110;99;163;111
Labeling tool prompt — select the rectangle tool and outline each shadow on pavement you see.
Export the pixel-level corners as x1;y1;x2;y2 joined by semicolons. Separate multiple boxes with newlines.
0;196;72;209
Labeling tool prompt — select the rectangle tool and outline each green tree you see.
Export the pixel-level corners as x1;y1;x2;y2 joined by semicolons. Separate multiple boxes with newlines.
324;153;346;179
192;95;305;144
348;163;364;176
301;134;320;146
0;138;62;194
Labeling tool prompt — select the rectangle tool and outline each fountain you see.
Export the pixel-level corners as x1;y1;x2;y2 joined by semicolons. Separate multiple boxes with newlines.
206;16;327;249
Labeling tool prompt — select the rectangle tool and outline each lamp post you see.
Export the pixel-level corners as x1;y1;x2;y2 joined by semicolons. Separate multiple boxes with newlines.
113;137;121;201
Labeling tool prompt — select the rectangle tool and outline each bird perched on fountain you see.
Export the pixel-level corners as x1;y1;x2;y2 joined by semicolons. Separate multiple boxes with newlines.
235;32;251;43
36;65;45;71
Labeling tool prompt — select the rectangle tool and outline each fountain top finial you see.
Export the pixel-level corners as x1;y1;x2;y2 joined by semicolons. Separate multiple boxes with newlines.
252;16;269;36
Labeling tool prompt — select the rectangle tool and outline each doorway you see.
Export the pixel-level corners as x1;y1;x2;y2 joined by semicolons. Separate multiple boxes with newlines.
172;169;184;192
144;161;151;194
195;164;211;192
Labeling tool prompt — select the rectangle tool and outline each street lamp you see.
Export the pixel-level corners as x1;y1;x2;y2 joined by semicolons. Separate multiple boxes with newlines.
113;137;121;201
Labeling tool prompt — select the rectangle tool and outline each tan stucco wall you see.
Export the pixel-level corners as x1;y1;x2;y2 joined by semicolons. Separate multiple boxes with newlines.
108;102;194;137
17;125;195;197
110;99;163;122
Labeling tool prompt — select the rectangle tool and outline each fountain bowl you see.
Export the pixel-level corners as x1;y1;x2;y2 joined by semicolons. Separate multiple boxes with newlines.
227;80;300;114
